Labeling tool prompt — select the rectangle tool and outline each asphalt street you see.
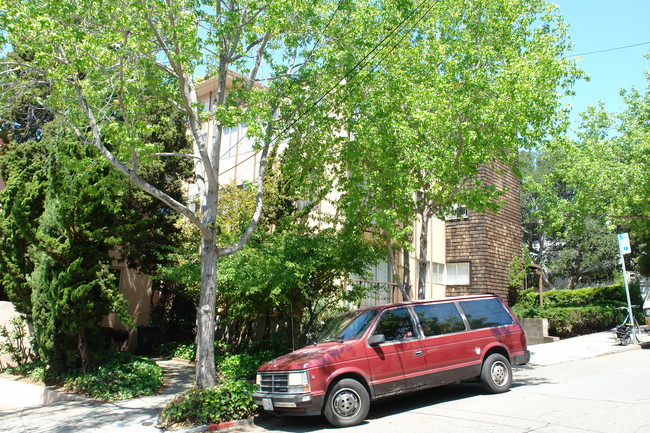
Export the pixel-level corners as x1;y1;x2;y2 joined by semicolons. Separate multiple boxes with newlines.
241;342;650;433
0;331;647;433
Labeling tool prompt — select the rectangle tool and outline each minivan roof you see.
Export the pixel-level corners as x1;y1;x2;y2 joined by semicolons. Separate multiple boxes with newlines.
357;294;502;312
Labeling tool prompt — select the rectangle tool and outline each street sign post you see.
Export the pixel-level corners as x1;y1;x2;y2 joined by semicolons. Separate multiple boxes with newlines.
618;233;636;342
618;233;631;255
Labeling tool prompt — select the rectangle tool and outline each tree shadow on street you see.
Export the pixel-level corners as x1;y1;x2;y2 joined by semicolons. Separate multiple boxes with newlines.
252;378;553;432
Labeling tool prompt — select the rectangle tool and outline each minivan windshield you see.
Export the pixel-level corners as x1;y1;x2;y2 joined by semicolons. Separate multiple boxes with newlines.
316;310;378;343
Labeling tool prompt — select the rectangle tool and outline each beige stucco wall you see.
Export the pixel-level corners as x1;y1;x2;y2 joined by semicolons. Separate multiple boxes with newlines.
408;215;447;301
101;257;152;352
0;301;30;368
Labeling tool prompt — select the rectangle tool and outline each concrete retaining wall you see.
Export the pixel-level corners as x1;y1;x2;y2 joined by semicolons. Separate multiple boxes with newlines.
520;317;560;345
0;376;93;410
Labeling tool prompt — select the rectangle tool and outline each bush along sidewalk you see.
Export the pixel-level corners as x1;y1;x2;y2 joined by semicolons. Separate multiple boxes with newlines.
512;282;644;339
158;341;288;429
1;350;163;401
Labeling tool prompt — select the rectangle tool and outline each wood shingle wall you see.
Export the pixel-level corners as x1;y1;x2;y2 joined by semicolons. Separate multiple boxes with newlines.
445;163;522;303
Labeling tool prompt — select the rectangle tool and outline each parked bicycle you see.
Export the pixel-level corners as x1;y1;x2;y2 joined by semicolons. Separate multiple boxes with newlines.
613;305;641;345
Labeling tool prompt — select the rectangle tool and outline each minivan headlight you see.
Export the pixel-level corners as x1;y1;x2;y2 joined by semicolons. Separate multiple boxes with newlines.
287;370;310;393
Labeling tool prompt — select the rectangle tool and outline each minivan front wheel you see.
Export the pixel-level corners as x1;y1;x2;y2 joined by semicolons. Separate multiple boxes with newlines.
481;353;512;393
323;378;369;427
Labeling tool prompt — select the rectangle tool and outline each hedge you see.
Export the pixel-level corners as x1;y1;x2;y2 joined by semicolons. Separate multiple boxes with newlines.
512;282;643;339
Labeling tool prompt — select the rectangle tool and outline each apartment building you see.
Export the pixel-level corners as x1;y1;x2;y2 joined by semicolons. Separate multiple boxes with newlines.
195;75;522;307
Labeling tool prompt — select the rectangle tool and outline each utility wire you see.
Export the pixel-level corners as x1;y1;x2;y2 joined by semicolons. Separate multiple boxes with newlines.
570;41;650;57
220;0;440;178
217;0;347;161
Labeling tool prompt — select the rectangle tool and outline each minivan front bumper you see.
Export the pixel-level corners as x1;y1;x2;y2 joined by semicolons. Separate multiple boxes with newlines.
253;391;324;416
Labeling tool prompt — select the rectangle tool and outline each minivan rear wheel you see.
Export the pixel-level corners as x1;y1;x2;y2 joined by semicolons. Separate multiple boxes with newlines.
480;353;512;393
323;378;369;427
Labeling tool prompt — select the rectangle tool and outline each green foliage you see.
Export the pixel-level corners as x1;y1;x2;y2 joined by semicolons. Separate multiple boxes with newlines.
217;226;382;345
0;102;189;374
160;380;257;427
543;306;618;339
2;351;162;401
0;316;36;367
1;360;48;383
520;149;622;290
216;353;260;381
154;340;285;382
65;351;162;400
522;62;650;284
512;282;644;338
24;133;132;373
508;246;532;305
152;341;197;361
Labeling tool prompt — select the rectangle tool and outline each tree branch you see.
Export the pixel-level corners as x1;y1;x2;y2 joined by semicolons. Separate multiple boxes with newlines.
69;77;206;234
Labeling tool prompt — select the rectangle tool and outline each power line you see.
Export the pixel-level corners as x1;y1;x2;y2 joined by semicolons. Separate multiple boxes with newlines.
220;0;440;178
217;0;348;161
570;41;650;57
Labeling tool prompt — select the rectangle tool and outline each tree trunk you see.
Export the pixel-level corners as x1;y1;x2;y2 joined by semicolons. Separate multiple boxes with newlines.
540;266;556;291
386;239;411;301
417;212;431;300
567;272;582;290
195;232;218;388
402;246;412;301
78;329;89;374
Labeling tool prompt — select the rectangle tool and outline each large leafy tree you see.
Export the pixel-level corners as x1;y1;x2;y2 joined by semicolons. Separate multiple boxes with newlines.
0;0;581;385
557;89;650;276
27;132;131;373
0;0;387;387
520;65;650;287
282;0;581;299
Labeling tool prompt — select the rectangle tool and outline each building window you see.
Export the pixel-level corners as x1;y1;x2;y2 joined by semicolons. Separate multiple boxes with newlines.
354;260;393;307
218;124;252;158
445;204;468;221
446;262;470;285
238;123;253;154
221;126;237;158
431;262;445;284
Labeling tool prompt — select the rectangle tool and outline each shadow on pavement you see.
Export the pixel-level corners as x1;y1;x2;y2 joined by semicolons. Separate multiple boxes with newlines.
253;382;545;432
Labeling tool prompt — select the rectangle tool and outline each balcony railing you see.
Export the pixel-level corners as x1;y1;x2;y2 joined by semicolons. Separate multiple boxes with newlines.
347;279;398;307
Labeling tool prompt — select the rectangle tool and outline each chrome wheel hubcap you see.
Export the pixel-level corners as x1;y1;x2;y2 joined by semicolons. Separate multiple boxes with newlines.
332;388;360;418
491;361;508;386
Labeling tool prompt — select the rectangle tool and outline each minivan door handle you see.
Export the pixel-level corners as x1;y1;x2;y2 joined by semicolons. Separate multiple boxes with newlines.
414;350;423;357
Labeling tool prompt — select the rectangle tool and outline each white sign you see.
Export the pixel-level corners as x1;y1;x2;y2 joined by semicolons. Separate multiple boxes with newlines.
618;233;631;255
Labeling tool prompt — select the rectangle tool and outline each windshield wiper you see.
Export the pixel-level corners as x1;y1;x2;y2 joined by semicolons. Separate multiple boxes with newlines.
320;338;344;343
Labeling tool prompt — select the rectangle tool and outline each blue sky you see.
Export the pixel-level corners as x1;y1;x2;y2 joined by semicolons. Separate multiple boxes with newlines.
553;0;650;128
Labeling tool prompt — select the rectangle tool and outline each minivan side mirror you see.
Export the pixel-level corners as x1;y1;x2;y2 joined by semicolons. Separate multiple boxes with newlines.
368;334;386;346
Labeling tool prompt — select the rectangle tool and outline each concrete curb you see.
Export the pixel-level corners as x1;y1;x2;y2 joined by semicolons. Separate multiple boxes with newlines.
164;417;255;432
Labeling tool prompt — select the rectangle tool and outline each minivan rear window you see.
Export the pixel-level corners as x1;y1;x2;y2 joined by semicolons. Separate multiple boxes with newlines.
413;303;466;336
459;298;514;329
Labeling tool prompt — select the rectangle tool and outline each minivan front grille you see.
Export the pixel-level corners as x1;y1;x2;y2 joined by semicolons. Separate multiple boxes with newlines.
259;373;289;393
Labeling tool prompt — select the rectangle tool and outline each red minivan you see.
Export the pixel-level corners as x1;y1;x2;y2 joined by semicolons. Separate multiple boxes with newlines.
253;294;530;427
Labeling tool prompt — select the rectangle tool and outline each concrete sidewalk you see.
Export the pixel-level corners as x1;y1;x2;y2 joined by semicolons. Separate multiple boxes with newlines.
524;326;648;368
0;330;646;433
0;359;195;433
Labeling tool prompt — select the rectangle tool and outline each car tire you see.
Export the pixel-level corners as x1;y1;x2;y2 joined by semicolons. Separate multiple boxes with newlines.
323;378;369;427
480;353;512;393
